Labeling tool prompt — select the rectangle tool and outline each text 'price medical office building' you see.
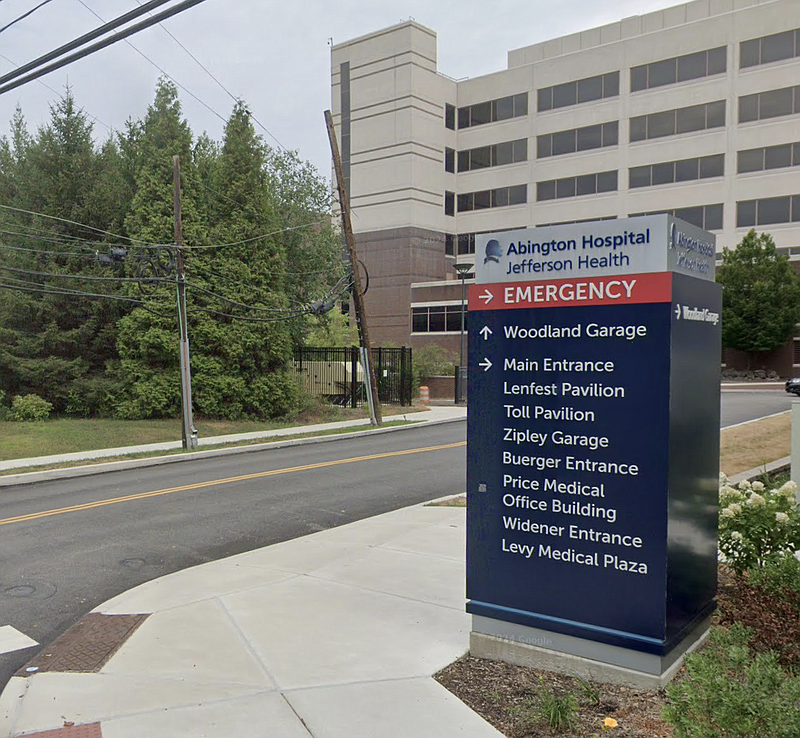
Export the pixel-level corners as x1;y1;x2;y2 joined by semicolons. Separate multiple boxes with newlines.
330;0;800;373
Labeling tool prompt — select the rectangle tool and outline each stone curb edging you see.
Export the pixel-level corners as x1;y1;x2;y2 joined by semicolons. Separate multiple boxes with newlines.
728;455;791;485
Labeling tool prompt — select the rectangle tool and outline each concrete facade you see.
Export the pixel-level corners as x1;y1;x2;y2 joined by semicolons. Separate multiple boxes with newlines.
331;0;800;363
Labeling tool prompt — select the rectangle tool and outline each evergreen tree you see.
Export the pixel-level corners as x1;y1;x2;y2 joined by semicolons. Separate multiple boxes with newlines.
717;229;800;358
0;92;125;414
186;101;298;419
115;78;200;419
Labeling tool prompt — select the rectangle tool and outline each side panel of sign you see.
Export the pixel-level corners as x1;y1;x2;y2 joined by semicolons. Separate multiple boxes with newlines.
665;274;722;646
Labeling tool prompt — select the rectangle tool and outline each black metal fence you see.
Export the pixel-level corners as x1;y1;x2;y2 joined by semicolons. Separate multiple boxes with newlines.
293;346;413;407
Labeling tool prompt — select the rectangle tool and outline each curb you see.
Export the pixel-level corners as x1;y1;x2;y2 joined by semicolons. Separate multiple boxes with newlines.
0;416;465;490
728;455;791;485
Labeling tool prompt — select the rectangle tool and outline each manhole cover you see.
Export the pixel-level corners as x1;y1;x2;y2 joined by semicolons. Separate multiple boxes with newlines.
17;613;148;675
1;580;57;600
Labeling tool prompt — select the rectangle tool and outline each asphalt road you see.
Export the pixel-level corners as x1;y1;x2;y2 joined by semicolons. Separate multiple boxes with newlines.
0;389;789;695
720;388;794;427
0;422;466;692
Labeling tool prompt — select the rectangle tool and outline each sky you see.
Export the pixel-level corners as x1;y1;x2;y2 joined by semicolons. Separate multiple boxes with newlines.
0;0;682;177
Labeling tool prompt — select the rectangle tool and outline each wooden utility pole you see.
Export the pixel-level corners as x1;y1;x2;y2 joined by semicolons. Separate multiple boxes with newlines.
173;155;198;449
324;109;382;426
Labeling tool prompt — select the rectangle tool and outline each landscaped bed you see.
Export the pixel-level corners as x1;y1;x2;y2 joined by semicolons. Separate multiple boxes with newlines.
435;470;800;737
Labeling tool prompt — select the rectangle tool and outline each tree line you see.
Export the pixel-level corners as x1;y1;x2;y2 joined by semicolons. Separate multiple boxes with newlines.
0;79;344;420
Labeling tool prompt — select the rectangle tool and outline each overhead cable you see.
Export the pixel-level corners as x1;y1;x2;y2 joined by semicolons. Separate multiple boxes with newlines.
0;0;57;36
0;0;174;87
0;0;212;96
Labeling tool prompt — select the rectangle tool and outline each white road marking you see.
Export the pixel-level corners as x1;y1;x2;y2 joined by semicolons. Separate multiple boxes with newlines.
0;625;38;655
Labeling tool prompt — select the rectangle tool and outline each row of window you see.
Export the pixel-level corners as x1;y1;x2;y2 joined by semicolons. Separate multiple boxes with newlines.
630;100;725;141
631;47;726;92
629;154;724;189
456;139;528;172
445;29;800;128
537;171;618;201
454;94;528;130
537;72;619;112
412;305;467;334
740;86;800;123
737;195;800;227
537;122;618;158
741;28;800;68
738;141;800;173
456;185;528;212
631;204;723;231
444;228;523;256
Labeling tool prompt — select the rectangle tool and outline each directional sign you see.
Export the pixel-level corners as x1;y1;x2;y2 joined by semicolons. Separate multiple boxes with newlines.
466;218;721;667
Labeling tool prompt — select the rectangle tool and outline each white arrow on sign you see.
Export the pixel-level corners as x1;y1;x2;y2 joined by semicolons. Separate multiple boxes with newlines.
479;326;493;340
479;289;494;305
675;304;681;319
479;358;493;372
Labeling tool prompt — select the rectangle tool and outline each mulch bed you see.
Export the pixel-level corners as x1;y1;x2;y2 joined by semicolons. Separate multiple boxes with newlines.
435;565;800;737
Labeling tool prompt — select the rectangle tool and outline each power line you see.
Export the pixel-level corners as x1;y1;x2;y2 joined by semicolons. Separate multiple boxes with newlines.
0;263;168;284
0;0;57;36
0;52;112;130
76;0;228;127
186;218;332;250
0;278;173;317
0;0;213;96
0;203;158;245
130;0;286;150
0;0;174;87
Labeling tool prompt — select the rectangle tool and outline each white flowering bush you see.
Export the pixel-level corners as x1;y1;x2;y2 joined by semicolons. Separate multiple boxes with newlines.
718;473;800;574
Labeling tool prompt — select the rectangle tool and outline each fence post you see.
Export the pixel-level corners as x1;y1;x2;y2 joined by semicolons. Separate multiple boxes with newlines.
350;346;358;408
400;347;408;406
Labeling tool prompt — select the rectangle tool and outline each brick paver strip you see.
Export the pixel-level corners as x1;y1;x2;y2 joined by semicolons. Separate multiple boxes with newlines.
19;722;103;737
17;613;147;675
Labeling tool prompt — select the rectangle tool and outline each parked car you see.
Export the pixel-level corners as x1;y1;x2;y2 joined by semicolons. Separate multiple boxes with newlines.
786;378;800;395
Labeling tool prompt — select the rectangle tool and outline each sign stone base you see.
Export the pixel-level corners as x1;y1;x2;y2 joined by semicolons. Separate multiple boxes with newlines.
470;614;711;689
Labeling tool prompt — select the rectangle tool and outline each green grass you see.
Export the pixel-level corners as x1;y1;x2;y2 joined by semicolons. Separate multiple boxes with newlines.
0;404;422;463
0;419;421;475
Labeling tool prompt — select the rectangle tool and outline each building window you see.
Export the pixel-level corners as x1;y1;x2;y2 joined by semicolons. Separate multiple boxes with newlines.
445;147;455;173
444;191;455;216
629;154;724;188
457;93;528;129
458;138;527;172
537;171;617;201
738;141;800;173
630;46;726;92
412;305;467;333
537;216;618;227
537;72;619;112
741;28;800;68
537;121;618;158
445;103;456;130
739;86;800;123
630;204;723;231
737;195;800;227
458;233;475;255
457;185;527;212
630;101;725;142
445;234;455;256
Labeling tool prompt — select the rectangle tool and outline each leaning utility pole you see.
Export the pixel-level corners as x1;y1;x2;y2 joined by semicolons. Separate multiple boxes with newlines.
324;110;382;426
173;155;198;449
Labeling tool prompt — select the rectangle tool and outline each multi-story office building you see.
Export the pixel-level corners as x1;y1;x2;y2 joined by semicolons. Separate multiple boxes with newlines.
330;0;800;370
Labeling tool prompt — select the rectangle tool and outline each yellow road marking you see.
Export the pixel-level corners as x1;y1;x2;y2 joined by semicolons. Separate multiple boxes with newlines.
0;441;466;528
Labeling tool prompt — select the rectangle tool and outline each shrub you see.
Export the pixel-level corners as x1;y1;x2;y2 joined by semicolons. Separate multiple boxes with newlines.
718;473;800;574
664;624;800;738
414;343;456;380
11;393;53;422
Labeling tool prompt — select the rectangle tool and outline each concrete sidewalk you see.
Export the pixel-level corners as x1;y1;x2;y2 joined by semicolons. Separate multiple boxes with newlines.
0;500;500;738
